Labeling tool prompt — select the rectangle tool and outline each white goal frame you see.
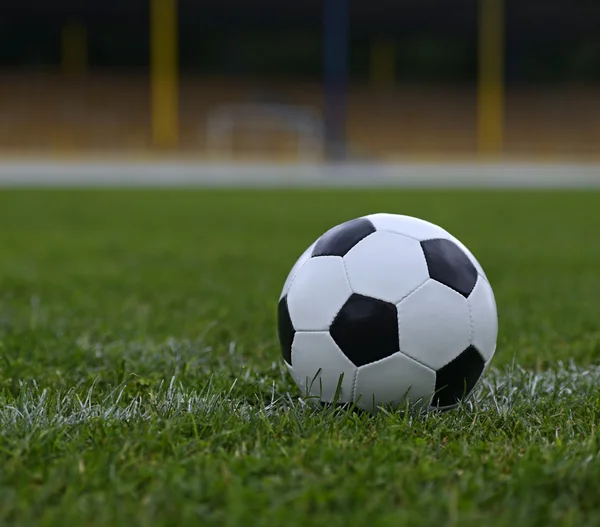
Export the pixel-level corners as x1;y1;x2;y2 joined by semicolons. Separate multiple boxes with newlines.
204;103;325;161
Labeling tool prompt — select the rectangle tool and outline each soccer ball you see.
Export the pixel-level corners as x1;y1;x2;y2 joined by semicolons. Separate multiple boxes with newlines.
277;213;498;412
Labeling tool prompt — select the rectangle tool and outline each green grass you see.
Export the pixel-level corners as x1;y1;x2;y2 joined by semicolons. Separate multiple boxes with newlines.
0;188;600;526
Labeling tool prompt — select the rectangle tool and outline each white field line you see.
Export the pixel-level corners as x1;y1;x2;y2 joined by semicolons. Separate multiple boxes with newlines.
0;160;598;188
0;362;598;431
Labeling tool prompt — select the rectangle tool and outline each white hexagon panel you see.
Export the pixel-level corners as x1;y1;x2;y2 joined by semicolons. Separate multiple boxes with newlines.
353;352;436;412
286;256;352;331
365;213;487;280
397;279;471;371
468;276;498;362
290;331;357;403
365;213;449;241
343;231;429;304
279;242;316;300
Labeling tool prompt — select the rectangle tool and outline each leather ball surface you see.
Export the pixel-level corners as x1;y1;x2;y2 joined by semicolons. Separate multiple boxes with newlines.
277;213;498;413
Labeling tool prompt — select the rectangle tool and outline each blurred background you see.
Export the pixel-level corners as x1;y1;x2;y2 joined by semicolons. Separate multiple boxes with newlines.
0;0;599;164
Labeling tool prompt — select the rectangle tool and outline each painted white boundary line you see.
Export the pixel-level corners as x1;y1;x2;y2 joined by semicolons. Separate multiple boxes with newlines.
0;160;598;188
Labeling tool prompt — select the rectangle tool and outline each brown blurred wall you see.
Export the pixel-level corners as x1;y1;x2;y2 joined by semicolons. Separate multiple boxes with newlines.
0;73;599;160
1;1;599;160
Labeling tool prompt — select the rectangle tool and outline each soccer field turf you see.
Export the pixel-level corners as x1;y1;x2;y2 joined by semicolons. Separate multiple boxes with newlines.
1;188;600;526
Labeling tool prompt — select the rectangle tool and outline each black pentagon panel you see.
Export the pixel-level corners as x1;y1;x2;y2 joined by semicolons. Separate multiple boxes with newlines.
421;238;478;298
277;296;295;365
312;218;376;258
330;294;399;367
433;345;485;407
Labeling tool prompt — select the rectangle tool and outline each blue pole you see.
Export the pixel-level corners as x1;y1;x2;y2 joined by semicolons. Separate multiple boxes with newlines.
324;0;349;161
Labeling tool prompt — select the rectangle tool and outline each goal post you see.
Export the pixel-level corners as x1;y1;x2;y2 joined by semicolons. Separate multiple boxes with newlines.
478;0;505;157
150;0;179;148
323;0;350;161
205;103;325;161
62;20;87;77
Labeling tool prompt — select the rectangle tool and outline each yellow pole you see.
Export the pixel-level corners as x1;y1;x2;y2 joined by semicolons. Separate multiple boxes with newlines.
62;21;87;76
478;0;504;157
150;0;179;148
370;39;396;87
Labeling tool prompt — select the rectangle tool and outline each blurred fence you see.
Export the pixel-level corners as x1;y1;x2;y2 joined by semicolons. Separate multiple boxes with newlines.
1;74;599;161
0;0;599;162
